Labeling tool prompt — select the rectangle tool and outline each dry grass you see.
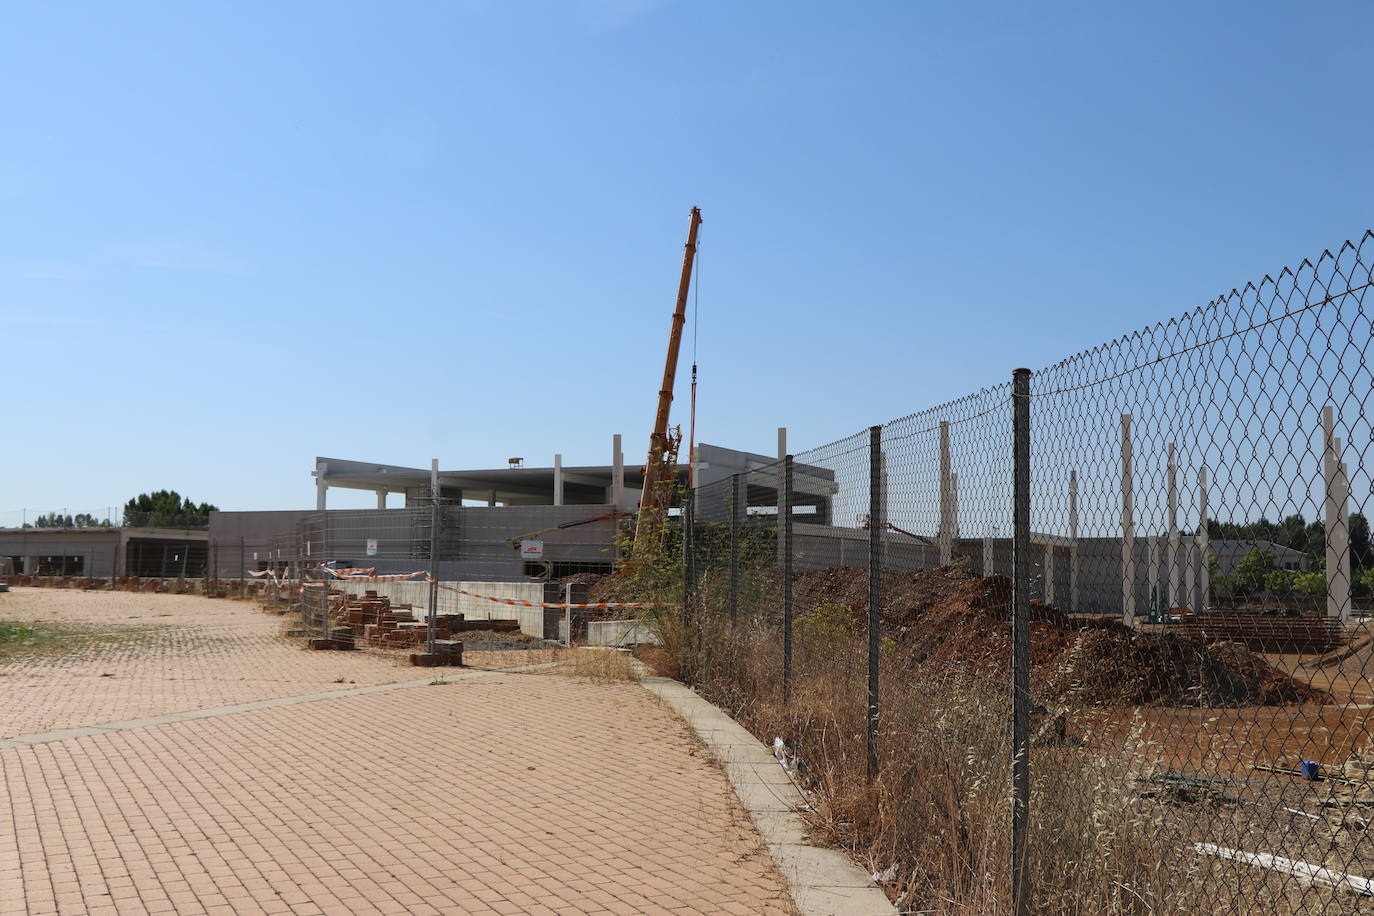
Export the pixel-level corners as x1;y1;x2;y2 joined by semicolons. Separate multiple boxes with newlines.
552;647;637;683
676;616;1352;914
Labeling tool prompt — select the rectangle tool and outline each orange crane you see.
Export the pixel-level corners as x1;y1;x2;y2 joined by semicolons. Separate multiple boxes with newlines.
632;206;702;558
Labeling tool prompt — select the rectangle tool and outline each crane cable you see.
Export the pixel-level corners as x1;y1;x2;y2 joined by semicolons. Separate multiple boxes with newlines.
688;232;701;488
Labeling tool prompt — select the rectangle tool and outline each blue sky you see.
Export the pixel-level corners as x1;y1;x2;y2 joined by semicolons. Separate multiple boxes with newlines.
3;0;1372;518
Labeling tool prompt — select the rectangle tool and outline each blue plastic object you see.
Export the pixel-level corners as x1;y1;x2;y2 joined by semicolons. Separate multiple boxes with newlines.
1300;760;1321;781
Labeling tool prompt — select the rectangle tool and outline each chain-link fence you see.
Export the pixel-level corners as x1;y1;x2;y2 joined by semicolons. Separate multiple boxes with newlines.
680;230;1374;913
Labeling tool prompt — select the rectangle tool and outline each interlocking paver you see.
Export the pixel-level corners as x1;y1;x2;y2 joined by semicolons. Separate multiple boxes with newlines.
0;588;795;915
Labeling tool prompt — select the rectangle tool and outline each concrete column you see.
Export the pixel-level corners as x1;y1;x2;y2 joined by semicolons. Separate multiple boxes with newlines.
1148;534;1161;615
1069;470;1079;613
1168;443;1180;610
375;490;387;510
553;453;564;506
430;459;439;500
488;491;497;507
938;421;953;565
1323;408;1352;622
1044;542;1055;605
315;459;328;511
777;427;787;462
611;434;625;510
983;534;994;577
1198;466;1210;613
1120;414;1136;626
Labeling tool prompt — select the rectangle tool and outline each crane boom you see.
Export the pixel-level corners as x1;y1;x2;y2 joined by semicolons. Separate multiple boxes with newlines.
633;206;702;556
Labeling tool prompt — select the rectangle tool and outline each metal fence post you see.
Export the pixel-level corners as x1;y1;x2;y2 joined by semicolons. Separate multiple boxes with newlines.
1011;368;1032;915
427;498;439;654
240;537;246;598
730;473;741;628
867;425;882;784
782;455;794;704
680;489;694;681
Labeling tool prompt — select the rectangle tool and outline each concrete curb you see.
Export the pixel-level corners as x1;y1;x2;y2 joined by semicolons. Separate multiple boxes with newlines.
641;676;897;916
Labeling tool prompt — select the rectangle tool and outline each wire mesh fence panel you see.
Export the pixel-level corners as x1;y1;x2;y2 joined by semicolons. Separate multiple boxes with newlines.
672;229;1374;914
1025;232;1374;914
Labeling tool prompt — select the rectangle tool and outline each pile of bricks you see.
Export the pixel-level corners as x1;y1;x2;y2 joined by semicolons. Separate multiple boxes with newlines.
330;590;444;649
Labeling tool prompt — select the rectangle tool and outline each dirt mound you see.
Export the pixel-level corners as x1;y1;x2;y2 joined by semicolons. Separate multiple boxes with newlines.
1046;630;1325;707
798;567;1322;709
792;565;987;631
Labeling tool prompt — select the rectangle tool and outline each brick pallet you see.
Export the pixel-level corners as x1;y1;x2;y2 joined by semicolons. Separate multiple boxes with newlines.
1145;615;1348;654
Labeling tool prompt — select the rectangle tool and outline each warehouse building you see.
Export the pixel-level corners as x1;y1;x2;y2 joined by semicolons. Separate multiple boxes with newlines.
0;525;209;578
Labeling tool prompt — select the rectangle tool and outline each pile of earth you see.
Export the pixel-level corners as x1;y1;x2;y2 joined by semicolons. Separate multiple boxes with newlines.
1043;629;1325;707
792;565;1323;708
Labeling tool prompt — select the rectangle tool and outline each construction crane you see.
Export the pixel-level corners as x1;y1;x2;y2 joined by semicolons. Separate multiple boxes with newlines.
632;206;702;559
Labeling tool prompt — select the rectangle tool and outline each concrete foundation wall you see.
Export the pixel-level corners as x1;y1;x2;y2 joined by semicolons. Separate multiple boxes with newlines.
585;619;658;647
328;579;553;636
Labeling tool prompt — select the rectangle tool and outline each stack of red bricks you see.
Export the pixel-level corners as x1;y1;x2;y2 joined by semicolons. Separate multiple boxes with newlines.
332;590;457;649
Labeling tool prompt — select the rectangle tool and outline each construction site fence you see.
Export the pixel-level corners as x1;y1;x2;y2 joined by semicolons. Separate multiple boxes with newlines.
679;230;1374;914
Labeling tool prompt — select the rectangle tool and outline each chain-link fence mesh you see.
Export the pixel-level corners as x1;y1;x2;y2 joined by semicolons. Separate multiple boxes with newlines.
679;230;1374;913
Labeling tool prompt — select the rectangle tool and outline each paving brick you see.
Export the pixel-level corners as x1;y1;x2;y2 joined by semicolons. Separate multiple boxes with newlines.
0;588;795;915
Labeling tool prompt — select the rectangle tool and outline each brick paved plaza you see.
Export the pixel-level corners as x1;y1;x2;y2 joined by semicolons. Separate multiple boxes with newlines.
0;588;795;915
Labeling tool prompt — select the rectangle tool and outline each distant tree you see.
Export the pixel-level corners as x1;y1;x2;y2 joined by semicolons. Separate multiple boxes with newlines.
1305;521;1326;568
1350;512;1371;569
1294;570;1327;597
1265;568;1296;595
32;512;74;528
122;491;218;528
1227;548;1278;596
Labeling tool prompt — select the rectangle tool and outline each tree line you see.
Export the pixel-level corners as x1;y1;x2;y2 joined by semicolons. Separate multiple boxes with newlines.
20;492;218;529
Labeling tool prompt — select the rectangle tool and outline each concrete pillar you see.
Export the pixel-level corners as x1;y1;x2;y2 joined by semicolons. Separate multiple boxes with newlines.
1120;414;1136;626
777;427;787;462
1069;470;1079;613
375;490;387;510
315;459;328;511
1148;534;1161;615
938;421;953;565
553;453;564;506
611;434;625;510
488;491;497;507
430;459;439;500
1168;443;1180;610
1044;542;1055;605
983;534;994;577
1198;466;1210;613
1323;408;1352;622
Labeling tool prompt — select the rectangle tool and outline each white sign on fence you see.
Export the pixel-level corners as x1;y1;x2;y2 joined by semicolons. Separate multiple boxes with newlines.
366;539;378;557
520;539;544;560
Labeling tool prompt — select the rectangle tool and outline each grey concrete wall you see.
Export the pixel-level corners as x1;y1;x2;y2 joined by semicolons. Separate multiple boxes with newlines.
0;530;120;576
208;505;620;582
328;579;555;637
586;619;658;646
329;579;546;621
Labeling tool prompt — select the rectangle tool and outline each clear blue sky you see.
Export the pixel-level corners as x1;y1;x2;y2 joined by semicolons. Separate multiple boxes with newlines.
3;1;1371;518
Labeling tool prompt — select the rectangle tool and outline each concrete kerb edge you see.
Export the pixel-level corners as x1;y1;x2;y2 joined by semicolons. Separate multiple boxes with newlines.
640;675;897;916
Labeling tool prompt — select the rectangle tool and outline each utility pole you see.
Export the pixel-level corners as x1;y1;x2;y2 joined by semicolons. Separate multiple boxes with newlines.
633;207;702;557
